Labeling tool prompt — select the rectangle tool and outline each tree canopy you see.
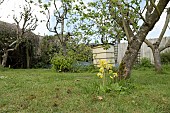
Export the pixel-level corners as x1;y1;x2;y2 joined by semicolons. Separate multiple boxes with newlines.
68;0;169;78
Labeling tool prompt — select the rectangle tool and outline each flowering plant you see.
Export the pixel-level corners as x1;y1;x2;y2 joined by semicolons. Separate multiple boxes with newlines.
97;60;119;88
96;60;133;94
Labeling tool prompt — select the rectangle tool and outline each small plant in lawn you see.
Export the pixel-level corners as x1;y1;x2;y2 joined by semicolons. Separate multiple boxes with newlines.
96;60;131;94
96;60;113;86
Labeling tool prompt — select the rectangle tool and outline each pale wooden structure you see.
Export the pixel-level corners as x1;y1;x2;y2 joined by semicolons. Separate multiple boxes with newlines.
92;45;115;66
92;37;170;65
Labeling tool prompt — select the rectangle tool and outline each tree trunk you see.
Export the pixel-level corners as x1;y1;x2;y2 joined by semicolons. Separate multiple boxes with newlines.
2;50;8;67
117;1;169;79
118;38;142;79
0;55;1;65
62;43;67;56
26;44;30;68
153;48;162;72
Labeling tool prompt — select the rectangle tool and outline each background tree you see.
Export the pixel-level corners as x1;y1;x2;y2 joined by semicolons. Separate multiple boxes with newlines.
0;0;38;68
0;22;38;68
0;21;17;67
36;35;60;68
13;0;38;68
36;35;92;68
66;38;92;62
69;0;124;45
38;0;73;56
144;7;170;72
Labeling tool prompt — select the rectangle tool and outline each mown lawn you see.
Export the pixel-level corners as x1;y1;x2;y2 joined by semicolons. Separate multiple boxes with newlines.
0;66;170;113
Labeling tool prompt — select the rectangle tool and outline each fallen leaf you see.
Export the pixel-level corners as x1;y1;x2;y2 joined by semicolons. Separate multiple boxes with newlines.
97;96;103;100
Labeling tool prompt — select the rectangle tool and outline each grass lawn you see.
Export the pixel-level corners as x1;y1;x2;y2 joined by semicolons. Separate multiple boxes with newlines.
0;66;170;113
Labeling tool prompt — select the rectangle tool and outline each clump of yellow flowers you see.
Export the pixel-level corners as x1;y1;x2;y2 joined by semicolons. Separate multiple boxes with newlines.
97;59;118;86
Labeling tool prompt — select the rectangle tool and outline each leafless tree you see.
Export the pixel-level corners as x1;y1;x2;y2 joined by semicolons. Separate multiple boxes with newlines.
40;0;71;56
0;0;38;67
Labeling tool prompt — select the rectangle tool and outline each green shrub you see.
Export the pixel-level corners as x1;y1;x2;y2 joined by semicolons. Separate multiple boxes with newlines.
51;53;98;73
51;55;75;72
134;57;153;69
140;57;153;68
161;50;170;64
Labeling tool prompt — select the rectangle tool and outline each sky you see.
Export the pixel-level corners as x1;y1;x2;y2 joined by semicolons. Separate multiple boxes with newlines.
0;0;169;39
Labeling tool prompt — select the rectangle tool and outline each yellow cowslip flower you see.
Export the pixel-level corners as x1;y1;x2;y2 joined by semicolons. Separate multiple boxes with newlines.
99;59;107;68
107;64;113;70
99;67;104;73
109;70;113;74
103;61;108;68
99;59;104;66
110;76;113;79
97;73;103;78
99;75;103;78
97;72;103;77
113;73;118;77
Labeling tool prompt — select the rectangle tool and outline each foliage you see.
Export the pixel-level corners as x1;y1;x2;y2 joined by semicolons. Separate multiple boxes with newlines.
51;54;75;72
67;39;92;62
51;54;93;72
69;0;142;44
35;35;92;68
133;57;153;70
139;57;153;68
162;64;170;72
161;50;170;64
35;35;60;68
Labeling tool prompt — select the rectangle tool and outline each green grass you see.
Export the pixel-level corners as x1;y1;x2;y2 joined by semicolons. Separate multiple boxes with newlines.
0;66;170;113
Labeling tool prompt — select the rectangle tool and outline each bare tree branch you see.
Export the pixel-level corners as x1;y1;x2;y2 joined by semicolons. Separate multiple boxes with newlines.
145;0;153;20
159;39;170;52
54;0;61;17
122;0;148;25
9;40;17;47
0;0;4;5
46;8;62;43
144;39;154;50
156;8;170;45
150;0;160;16
122;15;130;42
